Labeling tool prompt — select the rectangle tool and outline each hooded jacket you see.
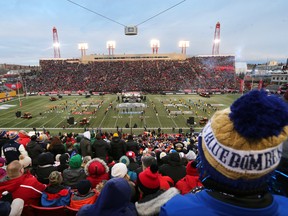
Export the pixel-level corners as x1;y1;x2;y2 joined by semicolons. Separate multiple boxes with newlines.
109;136;127;161
26;140;44;167
80;131;92;157
0;173;46;205
77;178;137;216
159;152;186;184
84;158;109;188
136;187;179;216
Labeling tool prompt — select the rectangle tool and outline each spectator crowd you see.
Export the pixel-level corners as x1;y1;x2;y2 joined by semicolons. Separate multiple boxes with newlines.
0;91;288;216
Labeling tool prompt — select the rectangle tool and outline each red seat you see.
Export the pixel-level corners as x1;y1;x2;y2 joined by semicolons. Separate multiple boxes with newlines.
28;205;66;216
21;205;34;216
65;206;79;216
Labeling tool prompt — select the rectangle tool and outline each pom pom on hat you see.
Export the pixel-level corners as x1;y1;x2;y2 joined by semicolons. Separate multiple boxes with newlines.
111;163;127;178
199;90;288;192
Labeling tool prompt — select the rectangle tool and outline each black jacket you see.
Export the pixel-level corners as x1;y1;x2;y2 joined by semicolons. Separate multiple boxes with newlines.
92;138;110;161
26;140;45;166
109;137;127;161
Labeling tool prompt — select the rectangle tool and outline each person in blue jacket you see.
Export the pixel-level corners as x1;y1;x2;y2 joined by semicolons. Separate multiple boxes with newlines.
78;177;137;216
160;90;288;216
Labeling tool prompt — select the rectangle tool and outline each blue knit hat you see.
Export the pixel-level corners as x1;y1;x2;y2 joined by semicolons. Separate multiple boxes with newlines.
9;133;19;141
198;90;288;192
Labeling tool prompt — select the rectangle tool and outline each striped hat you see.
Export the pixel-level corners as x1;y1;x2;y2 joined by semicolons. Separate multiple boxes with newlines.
198;90;288;192
9;133;19;141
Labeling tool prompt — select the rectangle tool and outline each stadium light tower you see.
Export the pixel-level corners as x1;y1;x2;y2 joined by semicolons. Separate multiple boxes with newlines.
179;41;189;54
150;39;160;54
212;22;221;55
52;27;61;58
106;41;116;55
78;43;88;57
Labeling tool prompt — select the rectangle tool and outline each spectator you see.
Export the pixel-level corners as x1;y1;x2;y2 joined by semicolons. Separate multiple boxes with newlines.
70;179;99;210
0;160;46;205
175;160;203;194
77;178;137;216
17;130;31;148
2;133;28;164
63;154;86;188
160;90;288;215
84;158;109;188
92;133;110;162
126;135;140;156
35;152;57;184
41;171;71;207
136;164;179;216
47;136;65;159
109;133;127;161
0;130;8;158
80;131;92;157
159;152;186;184
57;153;70;173
26;135;45;168
0;158;7;182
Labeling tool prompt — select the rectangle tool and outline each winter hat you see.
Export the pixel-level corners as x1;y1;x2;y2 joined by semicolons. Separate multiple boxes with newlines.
174;142;184;152
19;155;32;168
38;152;54;166
77;179;92;195
111;163;128;178
113;133;119;137
185;150;197;160
198;90;288;193
0;130;6;138
85;158;109;177
159;152;167;160
186;160;199;176
138;164;160;195
49;171;63;185
126;151;136;159
119;155;130;166
9;133;19;141
69;154;82;169
83;131;91;140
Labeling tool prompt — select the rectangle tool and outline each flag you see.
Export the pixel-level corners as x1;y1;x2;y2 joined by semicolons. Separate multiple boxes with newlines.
5;82;22;90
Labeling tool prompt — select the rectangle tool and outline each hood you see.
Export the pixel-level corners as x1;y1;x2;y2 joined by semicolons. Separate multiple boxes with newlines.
167;152;182;166
89;178;132;214
135;187;179;216
0;174;28;194
83;131;91;140
84;158;109;177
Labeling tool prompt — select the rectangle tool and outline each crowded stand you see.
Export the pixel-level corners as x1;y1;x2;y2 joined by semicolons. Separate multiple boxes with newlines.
21;56;238;93
0;90;288;215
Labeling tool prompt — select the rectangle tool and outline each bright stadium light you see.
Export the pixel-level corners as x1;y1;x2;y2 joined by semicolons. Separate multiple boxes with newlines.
150;39;160;54
53;42;60;48
78;43;88;57
179;40;190;54
106;41;116;55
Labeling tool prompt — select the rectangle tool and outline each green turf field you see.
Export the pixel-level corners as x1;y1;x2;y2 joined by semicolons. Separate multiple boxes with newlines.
0;94;241;134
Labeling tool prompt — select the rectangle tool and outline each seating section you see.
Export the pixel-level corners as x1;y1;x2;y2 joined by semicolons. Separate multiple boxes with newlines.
21;205;78;216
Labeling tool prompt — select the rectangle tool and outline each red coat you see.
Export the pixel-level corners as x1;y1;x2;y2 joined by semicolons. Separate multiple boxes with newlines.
175;161;203;194
18;132;31;148
0;173;46;205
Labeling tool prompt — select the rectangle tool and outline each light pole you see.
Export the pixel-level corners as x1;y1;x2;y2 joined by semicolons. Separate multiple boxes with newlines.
179;41;189;54
150;39;160;54
78;43;88;57
106;41;116;55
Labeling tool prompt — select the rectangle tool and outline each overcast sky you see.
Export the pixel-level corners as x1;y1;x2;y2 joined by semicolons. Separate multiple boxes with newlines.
0;0;287;66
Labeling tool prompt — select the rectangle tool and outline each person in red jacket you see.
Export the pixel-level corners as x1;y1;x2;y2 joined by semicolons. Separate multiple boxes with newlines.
17;130;31;148
175;160;203;194
0;160;46;205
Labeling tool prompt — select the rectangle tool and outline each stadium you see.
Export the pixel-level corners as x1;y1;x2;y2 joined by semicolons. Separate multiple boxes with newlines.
0;54;241;134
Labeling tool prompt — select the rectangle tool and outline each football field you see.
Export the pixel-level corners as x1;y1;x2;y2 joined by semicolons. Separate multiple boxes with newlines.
0;94;241;135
